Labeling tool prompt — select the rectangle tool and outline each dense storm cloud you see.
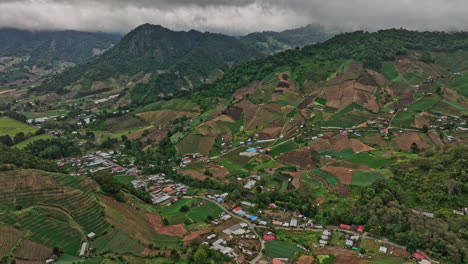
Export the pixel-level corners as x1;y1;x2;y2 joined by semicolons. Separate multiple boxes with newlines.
0;0;467;34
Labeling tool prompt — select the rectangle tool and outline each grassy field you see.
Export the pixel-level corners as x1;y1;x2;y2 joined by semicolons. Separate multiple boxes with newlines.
158;198;222;225
406;97;441;111
312;169;339;186
0;117;36;137
319;148;355;158
340;152;391;169
382;62;399;81
219;160;246;176
274;230;321;248
113;175;137;185
265;240;305;259
276;92;303;106
269;141;299;157
135;98;199;113
13;134;52;149
93;229;144;254
449;73;468;96
391;110;418;128
322;103;375;127
351;171;385;186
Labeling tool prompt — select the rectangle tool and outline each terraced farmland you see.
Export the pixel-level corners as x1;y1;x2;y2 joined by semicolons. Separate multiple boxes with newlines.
0;208;82;254
0;170;111;254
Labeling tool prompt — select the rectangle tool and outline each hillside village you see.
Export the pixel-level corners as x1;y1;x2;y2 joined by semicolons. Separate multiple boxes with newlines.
0;27;467;264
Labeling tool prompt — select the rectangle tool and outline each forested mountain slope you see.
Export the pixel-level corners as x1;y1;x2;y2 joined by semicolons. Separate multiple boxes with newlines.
37;24;262;98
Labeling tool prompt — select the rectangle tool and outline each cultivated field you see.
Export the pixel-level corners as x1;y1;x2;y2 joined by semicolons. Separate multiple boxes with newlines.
0;117;36;137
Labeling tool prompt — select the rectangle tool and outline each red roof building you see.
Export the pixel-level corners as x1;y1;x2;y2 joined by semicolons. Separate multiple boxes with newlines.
263;234;276;241
237;257;245;263
356;225;364;233
272;259;283;264
412;252;427;259
340;224;351;230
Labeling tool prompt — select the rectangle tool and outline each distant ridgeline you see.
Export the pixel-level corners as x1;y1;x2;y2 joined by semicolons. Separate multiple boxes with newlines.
0;28;121;66
36;24;262;99
36;28;468;107
189;29;468;102
34;23;338;104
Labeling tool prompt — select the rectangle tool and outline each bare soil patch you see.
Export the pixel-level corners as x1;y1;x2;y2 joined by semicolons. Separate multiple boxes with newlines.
283;170;303;189
233;81;261;101
360;134;387;148
226;106;243;121
393;132;429;151
367;70;389;87
297;255;315;264
181;170;207;180
0;89;15;95
15;240;52;260
211;114;235;123
278;146;317;169
414;112;435;128
0;226;24;255
146;213;187;236
206;162;229;179
428;133;444;150
333;255;368;264
320;167;353;184
99;195;157;244
309;134;374;153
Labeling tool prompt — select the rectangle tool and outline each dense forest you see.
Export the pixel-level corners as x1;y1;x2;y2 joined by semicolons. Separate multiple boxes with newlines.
36;24;261;95
0;144;62;172
0;28;121;66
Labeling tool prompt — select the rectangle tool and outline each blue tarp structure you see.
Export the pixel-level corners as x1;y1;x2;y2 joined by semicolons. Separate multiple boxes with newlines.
246;148;257;152
248;215;258;221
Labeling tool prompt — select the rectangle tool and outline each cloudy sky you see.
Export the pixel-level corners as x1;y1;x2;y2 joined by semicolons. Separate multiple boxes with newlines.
0;0;467;35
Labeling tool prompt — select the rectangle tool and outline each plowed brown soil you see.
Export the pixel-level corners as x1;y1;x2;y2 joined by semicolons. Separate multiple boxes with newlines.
394;132;429;151
146;213;187;236
278;146;317;169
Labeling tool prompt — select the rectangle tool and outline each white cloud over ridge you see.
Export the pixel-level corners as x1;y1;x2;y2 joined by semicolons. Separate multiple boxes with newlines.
0;0;467;34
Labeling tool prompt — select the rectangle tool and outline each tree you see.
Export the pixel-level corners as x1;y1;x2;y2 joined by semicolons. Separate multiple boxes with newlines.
194;247;208;264
422;124;429;134
0;135;14;146
180;205;190;212
163;218;169;225
53;246;64;257
14;132;26;144
410;142;420;153
420;52;434;63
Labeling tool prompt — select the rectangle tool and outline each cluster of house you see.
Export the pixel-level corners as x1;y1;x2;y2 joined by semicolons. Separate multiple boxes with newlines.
94;93;119;104
132;173;189;204
180;153;208;168
453;207;468;216
206;222;258;262
340;129;362;138
319;230;331;246
27;115;64;125
57;151;130;175
412;209;434;218
367;116;391;129
238;139;275;157
430;115;467;130
338;224;365;250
